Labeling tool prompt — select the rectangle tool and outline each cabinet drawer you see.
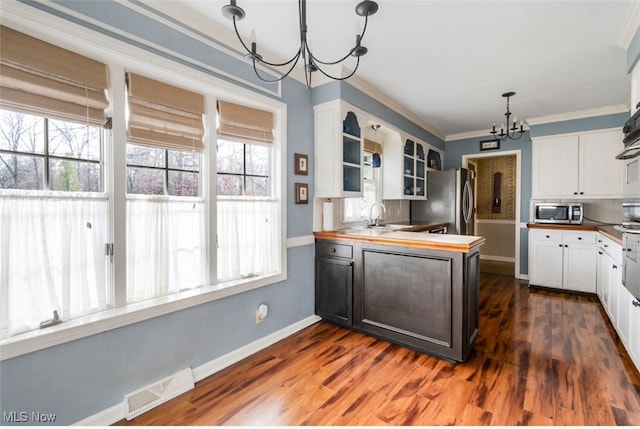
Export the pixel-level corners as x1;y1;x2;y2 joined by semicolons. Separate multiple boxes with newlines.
316;242;353;259
598;234;622;264
563;231;596;244
530;230;562;242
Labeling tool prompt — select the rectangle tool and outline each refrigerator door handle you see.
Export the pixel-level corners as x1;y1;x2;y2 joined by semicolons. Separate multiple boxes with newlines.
463;180;473;224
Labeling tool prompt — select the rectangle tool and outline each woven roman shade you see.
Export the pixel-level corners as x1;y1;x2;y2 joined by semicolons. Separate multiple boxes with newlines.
217;100;274;145
126;72;205;151
364;138;383;154
0;25;109;126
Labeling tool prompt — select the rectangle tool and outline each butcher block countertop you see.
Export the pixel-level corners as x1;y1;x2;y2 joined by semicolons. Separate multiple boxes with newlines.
526;223;622;245
313;229;485;253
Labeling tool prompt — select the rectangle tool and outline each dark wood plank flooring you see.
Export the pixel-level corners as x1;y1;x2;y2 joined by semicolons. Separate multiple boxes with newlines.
116;274;640;426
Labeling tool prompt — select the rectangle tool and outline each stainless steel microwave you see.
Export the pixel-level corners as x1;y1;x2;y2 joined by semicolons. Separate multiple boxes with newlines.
533;202;583;224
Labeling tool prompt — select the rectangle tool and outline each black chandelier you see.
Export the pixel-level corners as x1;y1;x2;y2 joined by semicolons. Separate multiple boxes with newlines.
221;0;379;88
489;91;528;141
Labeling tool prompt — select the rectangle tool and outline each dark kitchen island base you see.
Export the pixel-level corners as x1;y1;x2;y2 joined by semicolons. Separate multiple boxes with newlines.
314;231;483;363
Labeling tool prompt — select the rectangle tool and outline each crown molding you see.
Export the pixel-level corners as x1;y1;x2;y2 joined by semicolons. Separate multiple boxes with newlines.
445;129;494;142
525;104;628;126
618;0;640;50
346;74;447;141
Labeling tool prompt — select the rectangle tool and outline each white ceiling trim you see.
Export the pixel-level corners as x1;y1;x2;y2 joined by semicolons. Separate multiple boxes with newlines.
446;104;628;142
617;0;640;49
347;74;446;141
525;104;628;126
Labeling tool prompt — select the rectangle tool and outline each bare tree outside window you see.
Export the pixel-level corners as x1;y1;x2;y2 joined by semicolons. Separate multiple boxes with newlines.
0;109;102;192
216;139;270;197
126;143;200;196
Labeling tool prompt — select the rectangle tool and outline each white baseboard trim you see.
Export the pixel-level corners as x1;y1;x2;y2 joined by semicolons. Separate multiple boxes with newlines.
480;255;516;263
192;315;321;382
73;403;123;426
73;314;321;426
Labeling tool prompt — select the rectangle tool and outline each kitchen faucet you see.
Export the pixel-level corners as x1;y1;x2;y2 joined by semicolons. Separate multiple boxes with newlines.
369;202;386;227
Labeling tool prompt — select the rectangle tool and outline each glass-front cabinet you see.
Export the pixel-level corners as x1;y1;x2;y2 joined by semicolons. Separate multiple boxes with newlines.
342;112;362;194
382;131;442;200
314;100;363;198
403;139;426;198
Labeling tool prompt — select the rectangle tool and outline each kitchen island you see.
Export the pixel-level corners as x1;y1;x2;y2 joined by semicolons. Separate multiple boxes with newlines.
314;229;485;362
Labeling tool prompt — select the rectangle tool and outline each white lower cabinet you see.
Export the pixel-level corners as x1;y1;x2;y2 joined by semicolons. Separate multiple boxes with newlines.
596;233;640;373
529;229;597;293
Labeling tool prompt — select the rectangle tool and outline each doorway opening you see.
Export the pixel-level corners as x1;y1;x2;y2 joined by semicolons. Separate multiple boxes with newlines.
463;150;521;278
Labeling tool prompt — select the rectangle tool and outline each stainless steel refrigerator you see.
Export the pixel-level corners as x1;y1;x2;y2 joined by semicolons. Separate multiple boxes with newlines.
410;168;474;235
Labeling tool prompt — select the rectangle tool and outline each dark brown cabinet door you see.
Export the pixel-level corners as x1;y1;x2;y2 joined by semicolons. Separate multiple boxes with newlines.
315;256;353;326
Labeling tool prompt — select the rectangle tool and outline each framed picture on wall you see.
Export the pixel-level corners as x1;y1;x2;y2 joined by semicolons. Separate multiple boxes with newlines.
294;153;308;175
295;183;308;204
479;139;500;151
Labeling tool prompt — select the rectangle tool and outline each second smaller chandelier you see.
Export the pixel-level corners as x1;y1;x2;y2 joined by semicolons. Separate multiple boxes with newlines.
489;91;528;141
221;0;379;88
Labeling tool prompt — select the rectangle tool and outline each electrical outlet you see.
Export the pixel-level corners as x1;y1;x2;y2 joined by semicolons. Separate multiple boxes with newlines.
256;303;268;324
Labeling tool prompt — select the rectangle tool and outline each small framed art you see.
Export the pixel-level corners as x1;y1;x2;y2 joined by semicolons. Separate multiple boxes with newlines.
294;153;308;175
479;139;500;151
295;183;308;204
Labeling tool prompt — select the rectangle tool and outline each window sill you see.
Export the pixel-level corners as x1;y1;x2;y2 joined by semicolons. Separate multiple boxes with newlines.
0;272;286;361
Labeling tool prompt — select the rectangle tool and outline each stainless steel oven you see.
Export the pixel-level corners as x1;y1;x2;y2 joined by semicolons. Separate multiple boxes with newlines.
622;233;640;301
617;115;640;300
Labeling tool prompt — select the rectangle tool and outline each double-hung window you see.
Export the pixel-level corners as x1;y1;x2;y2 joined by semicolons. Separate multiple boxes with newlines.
124;72;208;303
0;26;110;339
216;101;281;281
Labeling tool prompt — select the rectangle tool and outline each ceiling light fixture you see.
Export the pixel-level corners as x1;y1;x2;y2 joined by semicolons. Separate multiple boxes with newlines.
489;91;528;141
221;0;379;88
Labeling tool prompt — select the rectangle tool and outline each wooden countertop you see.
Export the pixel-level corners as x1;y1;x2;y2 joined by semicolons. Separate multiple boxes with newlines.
314;230;485;253
526;223;622;245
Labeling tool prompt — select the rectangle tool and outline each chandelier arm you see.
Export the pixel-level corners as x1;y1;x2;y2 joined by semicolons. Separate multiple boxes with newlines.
250;49;303;83
232;17;301;68
312;56;361;81
308;15;370;66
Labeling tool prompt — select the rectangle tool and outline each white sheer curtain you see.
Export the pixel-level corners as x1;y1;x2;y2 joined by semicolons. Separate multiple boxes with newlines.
126;197;207;303
217;198;281;281
0;190;108;339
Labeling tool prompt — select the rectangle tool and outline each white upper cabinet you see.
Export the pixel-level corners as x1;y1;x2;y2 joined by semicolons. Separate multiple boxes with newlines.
532;129;624;199
314;100;364;198
382;132;442;200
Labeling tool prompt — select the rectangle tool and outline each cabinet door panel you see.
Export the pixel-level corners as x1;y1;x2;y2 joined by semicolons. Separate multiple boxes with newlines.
315;256;353;325
580;130;624;198
360;250;452;346
563;243;597;293
533;135;580;197
529;239;564;288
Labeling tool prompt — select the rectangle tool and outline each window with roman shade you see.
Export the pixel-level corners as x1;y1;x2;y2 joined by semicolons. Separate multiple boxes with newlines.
215;100;279;281
217;100;274;145
0;27;110;340
126;72;205;151
0;25;109;126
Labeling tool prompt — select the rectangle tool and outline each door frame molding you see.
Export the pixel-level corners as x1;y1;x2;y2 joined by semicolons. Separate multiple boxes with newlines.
461;150;522;278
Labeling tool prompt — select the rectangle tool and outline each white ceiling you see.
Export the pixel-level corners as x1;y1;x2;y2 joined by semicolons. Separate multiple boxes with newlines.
178;0;634;138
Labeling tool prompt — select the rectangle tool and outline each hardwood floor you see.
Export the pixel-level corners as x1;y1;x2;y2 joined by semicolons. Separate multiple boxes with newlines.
116;274;640;426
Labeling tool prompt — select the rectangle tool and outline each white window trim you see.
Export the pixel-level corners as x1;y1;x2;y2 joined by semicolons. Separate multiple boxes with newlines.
0;16;288;361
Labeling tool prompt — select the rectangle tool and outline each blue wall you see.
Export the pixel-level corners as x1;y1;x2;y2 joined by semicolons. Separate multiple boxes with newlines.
445;112;628;276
